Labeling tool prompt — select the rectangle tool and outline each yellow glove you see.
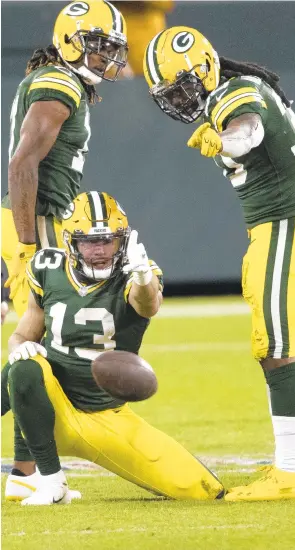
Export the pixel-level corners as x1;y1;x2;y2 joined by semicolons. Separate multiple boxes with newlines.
187;122;223;157
4;243;36;300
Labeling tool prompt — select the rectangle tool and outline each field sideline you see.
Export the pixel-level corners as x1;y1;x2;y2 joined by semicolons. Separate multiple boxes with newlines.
2;297;294;550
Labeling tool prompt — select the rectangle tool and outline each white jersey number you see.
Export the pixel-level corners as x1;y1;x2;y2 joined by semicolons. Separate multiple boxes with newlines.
48;302;116;361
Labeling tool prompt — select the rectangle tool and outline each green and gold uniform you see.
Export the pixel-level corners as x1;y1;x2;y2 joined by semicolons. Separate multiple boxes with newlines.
205;76;295;359
2;64;91;316
22;248;223;500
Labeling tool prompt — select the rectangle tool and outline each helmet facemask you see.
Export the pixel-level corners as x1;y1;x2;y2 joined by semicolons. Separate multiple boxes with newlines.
64;228;130;282
65;28;128;83
150;69;209;124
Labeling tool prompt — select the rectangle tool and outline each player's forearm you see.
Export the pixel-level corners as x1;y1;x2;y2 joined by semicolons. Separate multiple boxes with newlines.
220;114;264;158
8;156;38;244
130;274;162;318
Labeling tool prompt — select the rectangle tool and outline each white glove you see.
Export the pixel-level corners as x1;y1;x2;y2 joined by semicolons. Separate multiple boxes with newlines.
123;230;152;285
9;341;47;365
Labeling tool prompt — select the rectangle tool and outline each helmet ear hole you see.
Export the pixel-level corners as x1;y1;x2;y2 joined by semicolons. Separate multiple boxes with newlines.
64;34;70;44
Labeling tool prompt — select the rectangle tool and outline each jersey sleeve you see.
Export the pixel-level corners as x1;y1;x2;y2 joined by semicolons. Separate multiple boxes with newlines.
27;66;83;115
207;77;268;132
123;259;164;302
26;251;45;308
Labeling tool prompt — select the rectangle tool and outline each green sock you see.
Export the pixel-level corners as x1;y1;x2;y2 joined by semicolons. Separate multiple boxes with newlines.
264;362;295;416
8;359;61;475
14;420;34;462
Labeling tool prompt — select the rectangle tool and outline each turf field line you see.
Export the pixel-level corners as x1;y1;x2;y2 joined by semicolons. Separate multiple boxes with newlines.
156;303;250;318
1;455;272;475
4;302;250;324
6;524;262;537
142;341;249;352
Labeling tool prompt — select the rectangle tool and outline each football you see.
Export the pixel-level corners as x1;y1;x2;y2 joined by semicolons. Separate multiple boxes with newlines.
91;350;158;402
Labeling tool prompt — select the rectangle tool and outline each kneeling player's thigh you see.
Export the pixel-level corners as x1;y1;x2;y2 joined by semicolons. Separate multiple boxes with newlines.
74;405;222;500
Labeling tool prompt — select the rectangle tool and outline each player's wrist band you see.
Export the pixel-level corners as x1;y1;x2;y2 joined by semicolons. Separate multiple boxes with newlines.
133;269;153;286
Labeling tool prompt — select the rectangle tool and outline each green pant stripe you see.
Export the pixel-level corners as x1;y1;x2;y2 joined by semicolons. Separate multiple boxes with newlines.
281;218;295;356
45;216;58;248
263;221;280;356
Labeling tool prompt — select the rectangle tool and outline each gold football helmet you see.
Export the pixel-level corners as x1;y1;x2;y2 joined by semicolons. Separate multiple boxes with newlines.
53;1;128;83
143;26;220;123
62;191;130;280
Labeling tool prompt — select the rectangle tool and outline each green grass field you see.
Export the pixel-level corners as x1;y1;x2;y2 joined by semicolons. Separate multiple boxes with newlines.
2;297;295;550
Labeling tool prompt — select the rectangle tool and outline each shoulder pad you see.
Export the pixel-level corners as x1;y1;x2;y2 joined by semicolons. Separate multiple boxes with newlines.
28;65;83;110
205;77;266;132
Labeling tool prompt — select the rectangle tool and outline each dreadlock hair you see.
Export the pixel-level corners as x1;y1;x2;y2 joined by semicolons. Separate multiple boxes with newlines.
219;57;291;108
25;44;98;105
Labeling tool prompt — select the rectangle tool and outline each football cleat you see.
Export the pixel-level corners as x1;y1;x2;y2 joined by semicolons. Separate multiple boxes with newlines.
21;470;72;506
225;466;295;502
5;469;81;502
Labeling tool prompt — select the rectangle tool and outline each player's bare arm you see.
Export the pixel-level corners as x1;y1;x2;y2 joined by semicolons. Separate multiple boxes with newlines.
8;100;70;244
8;291;45;354
187;113;264;158
220;113;264;157
128;273;163;318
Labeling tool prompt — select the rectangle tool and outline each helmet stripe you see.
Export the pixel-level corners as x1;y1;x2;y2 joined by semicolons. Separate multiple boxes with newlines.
146;31;165;85
104;1;123;33
98;192;108;225
87;191;104;228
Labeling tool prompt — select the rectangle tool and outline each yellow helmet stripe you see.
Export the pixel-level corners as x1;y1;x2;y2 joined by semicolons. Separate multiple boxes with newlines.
104;0;123;33
146;31;165;85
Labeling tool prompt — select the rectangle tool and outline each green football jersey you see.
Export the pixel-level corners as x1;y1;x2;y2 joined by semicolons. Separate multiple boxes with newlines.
27;248;163;412
6;64;91;218
203;76;295;228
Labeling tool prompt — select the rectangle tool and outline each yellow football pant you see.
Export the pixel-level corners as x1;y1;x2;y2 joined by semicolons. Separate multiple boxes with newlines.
242;218;295;360
31;355;223;500
1;207;63;318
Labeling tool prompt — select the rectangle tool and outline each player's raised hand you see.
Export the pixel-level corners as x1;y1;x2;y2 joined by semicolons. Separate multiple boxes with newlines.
187;122;222;157
123;230;152;285
4;243;36;300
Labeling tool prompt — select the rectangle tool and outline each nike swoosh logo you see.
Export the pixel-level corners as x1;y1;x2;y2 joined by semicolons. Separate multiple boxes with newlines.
53;495;65;504
216;91;227;102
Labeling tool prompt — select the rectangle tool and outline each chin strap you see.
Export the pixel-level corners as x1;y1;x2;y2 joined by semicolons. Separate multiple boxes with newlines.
81;262;112;281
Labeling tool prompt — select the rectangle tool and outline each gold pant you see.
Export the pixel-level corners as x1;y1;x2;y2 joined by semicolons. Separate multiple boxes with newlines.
1;207;63;317
242;218;295;359
27;355;223;500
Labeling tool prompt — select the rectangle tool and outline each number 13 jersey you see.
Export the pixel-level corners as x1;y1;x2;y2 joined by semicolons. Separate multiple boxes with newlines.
26;248;163;412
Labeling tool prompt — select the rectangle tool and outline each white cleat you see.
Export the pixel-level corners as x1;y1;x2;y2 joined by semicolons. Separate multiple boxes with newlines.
5;469;81;502
21;470;72;506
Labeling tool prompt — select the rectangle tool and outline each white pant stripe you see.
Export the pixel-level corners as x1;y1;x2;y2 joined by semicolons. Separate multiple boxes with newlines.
271;219;288;358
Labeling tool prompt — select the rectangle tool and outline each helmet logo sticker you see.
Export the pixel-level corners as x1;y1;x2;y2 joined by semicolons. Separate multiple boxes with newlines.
62;202;75;220
64;2;89;16
172;32;195;53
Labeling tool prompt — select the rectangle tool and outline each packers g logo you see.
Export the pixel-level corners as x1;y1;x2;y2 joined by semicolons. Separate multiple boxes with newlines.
64;2;89;16
172;32;195;53
62;202;75;220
